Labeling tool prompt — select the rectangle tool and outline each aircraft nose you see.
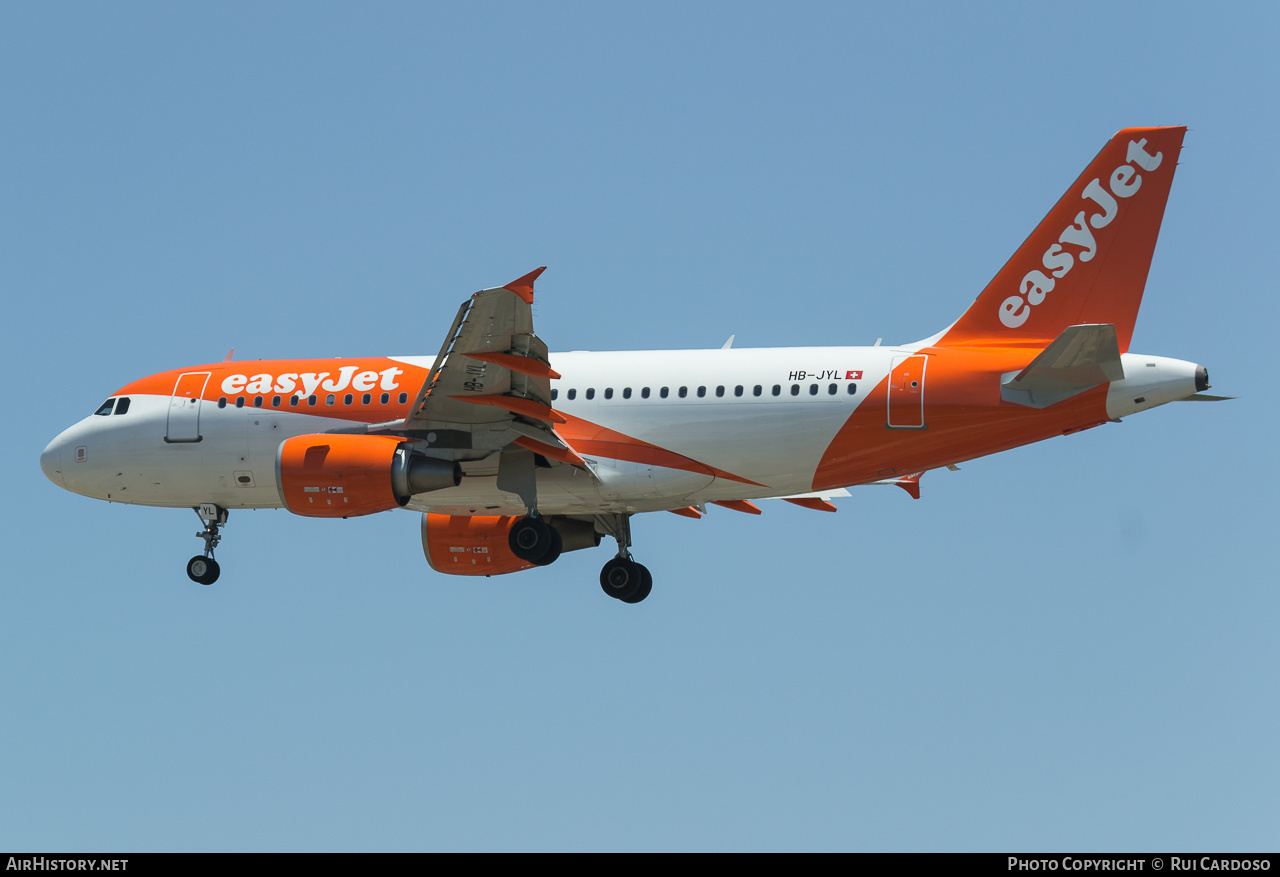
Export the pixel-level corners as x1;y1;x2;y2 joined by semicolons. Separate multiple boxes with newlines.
41;436;65;487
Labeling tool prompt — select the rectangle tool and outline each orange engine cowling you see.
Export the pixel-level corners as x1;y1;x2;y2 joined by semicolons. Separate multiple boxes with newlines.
277;434;460;518
421;515;535;576
421;513;602;576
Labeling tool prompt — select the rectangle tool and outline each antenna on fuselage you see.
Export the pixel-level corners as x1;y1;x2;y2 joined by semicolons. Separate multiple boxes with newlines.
721;335;735;349
223;348;235;362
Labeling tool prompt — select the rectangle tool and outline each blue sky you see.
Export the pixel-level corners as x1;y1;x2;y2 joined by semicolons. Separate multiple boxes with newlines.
2;1;1276;851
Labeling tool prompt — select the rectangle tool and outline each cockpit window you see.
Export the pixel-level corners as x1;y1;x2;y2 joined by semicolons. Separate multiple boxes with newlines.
114;397;131;415
94;399;115;416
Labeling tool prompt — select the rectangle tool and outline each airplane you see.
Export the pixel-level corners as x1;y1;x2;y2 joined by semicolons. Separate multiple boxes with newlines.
40;126;1222;604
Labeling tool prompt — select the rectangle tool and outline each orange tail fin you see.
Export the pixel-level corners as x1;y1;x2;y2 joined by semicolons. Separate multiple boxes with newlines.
936;126;1186;352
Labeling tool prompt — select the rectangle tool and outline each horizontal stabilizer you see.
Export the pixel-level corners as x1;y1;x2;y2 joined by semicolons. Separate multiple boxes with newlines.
1001;323;1123;409
1177;393;1235;402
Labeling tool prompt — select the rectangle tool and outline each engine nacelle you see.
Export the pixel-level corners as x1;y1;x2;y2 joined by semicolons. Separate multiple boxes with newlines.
421;513;601;576
277;434;460;518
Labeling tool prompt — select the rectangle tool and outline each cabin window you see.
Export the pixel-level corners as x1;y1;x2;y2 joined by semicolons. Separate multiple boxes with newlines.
235;397;245;408
326;394;335;406
603;388;613;400
586;388;595;400
551;389;558;401
734;386;743;397
567;389;577;400
847;384;857;395
398;393;408;404
809;384;818;396
753;385;762;397
660;387;669;398
642;387;651;399
715;386;724;397
94;399;115;416
217;397;227;409
381;392;390;404
254;396;264;407
308;395;318;406
362;393;371;405
790;385;800;396
772;385;781;396
623;387;632;399
272;395;282;407
290;395;300;407
678;387;688;398
828;384;837;395
697;386;706;398
344;393;353;405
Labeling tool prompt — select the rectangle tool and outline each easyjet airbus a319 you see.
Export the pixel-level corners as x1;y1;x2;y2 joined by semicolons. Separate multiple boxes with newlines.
41;127;1222;603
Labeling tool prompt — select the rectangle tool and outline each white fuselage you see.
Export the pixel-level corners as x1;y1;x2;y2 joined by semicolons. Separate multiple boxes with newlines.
40;346;1202;517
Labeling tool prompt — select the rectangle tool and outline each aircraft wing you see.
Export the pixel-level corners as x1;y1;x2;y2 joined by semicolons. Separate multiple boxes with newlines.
396;268;585;465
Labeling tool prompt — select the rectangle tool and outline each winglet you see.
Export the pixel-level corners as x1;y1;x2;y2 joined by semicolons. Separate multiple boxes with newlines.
894;473;922;500
503;267;547;304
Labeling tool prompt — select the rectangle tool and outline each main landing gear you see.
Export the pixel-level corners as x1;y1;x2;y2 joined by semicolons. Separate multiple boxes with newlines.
596;513;652;604
508;513;563;566
507;511;653;603
600;556;652;604
186;504;227;585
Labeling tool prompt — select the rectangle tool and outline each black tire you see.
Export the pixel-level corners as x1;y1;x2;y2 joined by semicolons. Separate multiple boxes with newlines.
508;516;555;563
599;557;642;601
621;563;652;604
533;526;563;566
186;555;220;586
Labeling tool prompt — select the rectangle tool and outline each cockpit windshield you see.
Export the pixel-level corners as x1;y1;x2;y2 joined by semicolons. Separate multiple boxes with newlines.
92;397;131;416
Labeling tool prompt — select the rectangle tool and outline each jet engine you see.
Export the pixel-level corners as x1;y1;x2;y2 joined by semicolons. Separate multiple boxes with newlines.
421;513;601;576
276;434;460;518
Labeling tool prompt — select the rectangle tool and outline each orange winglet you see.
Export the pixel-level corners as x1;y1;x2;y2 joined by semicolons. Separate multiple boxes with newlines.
502;266;547;304
711;499;762;515
512;435;587;468
668;506;703;519
783;497;838;512
463;351;562;381
895;473;922;500
449;394;565;424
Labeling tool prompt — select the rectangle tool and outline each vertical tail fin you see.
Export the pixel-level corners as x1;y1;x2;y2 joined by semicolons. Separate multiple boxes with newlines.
936;126;1186;352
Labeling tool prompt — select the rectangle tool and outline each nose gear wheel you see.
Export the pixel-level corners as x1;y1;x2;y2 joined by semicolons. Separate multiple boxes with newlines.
187;505;227;585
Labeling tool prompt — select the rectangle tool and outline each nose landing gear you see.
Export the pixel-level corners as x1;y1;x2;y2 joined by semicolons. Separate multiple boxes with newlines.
187;504;227;585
